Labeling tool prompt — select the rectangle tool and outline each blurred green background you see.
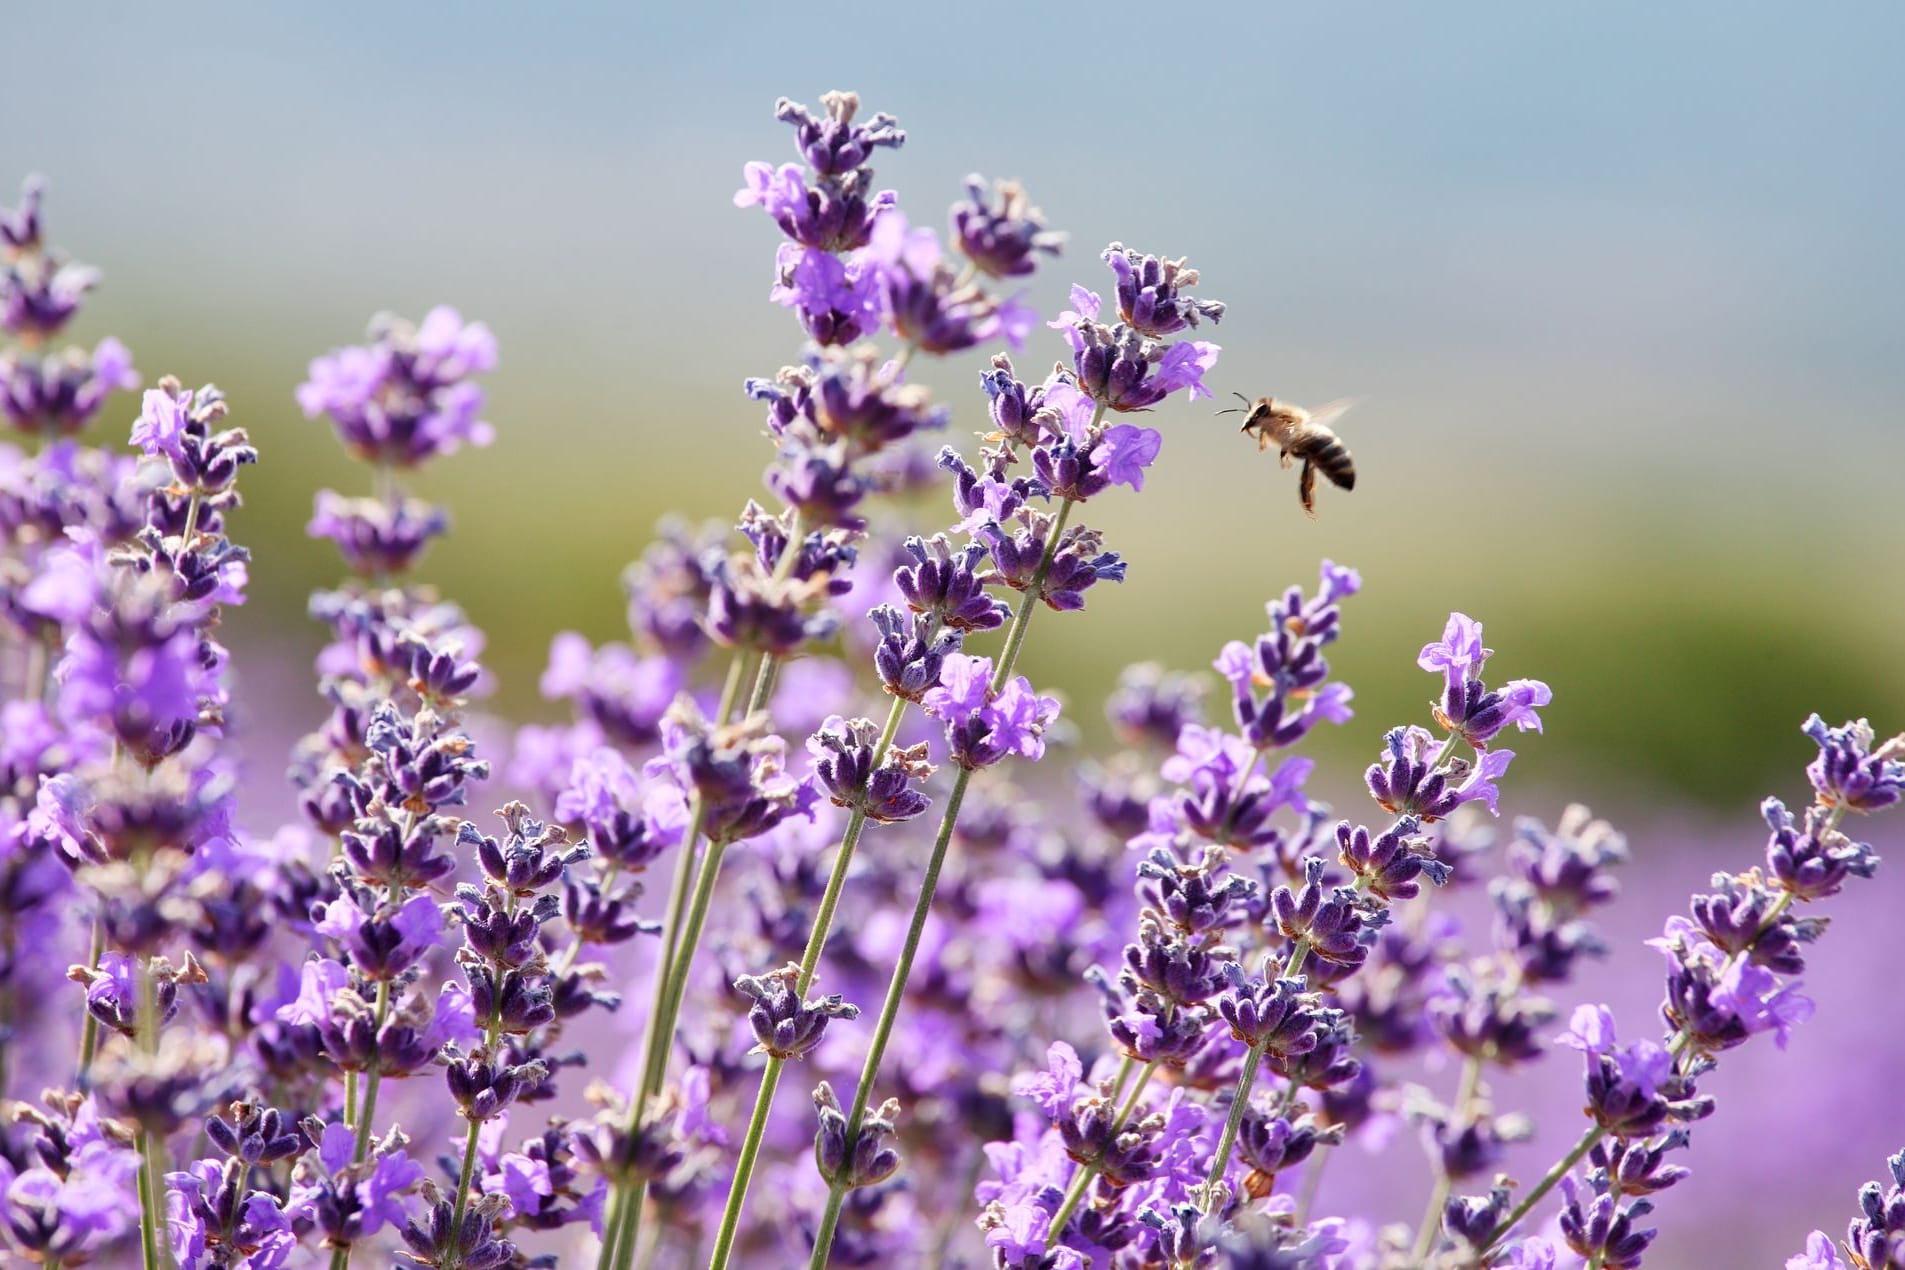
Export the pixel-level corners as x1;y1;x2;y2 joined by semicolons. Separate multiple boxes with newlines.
7;3;1902;811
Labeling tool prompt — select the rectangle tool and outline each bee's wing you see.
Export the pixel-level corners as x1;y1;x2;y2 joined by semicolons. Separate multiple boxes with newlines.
1302;398;1361;432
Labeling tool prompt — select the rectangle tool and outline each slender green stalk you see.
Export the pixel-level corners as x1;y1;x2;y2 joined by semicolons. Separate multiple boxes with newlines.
634;653;751;1105
1199;1040;1267;1209
598;648;764;1270
705;1056;786;1268
807;497;1077;1269
706;695;911;1269
809;1185;849;1270
805;767;972;1270
742;509;806;716
346;982;395;1163
136;1128;163;1270
134;954;172;1270
652;838;731;1059
447;1117;486;1265
1044;1059;1157;1238
1479;1123;1600;1259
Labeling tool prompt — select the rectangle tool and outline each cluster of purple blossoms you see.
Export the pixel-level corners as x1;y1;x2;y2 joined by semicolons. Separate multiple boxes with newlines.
977;582;1558;1267
1;88;1900;1270
1441;715;1902;1269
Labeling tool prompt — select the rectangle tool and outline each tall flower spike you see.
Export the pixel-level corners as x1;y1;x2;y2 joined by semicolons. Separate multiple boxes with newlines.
734;964;860;1061
1101;243;1225;337
296;305;496;467
952;177;1065;279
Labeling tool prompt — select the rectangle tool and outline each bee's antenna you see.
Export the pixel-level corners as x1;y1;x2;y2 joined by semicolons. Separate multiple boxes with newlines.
1214;391;1252;417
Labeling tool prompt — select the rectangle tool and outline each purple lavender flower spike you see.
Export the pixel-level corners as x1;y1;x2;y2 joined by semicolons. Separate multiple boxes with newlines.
1057;312;1221;413
951;176;1065;279
1803;714;1905;812
0;337;140;438
812;1081;903;1190
806;715;934;823
1101;243;1225;338
734;963;860;1061
893;534;1009;632
774;91;904;177
0;175;45;250
1271;857;1376;970
737;91;901;253
1557;1173;1657;1269
647;700;819;844
770;244;883;346
297;306;496;467
922;653;1061;769
1837;1150;1905;1268
1762;796;1879;899
0;180;98;339
866;216;1020;355
308;491;449;577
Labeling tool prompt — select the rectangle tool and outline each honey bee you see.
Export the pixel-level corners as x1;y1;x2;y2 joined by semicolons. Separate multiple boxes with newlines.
1217;393;1358;516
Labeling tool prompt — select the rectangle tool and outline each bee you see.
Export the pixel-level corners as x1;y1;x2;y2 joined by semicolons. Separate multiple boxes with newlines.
1217;393;1358;516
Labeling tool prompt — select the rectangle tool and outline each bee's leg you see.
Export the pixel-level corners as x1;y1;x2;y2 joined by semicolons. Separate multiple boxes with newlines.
1256;431;1271;452
1299;460;1319;516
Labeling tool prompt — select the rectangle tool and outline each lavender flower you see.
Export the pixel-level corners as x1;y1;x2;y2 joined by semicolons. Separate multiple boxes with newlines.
296;306;496;467
951;177;1065;279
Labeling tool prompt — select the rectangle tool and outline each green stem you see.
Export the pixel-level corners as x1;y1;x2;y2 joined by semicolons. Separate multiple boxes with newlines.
1480;1123;1601;1259
809;1188;847;1270
447;897;513;1268
134;956;172;1270
807;768;972;1270
706;695;910;1269
597;1187;631;1270
447;1116;486;1268
1045;1060;1157;1238
610;1186;646;1270
653;838;731;1068
348;979;394;1162
705;1055;785;1269
809;498;1077;1269
180;490;202;543
137;1128;163;1270
1199;1041;1266;1209
600;649;761;1270
630;652;750;1117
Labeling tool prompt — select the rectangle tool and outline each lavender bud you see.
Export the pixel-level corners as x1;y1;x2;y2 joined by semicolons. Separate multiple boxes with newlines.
1803;714;1905;812
951;177;1064;279
1558;1175;1656;1269
812;1081;902;1189
734;963;859;1060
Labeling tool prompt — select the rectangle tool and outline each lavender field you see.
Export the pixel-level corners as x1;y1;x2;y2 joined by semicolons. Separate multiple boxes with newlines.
4;8;1905;1270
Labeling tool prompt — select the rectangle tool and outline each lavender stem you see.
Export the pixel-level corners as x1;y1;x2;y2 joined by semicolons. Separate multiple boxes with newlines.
1044;1057;1157;1239
807;496;1077;1269
707;694;910;1269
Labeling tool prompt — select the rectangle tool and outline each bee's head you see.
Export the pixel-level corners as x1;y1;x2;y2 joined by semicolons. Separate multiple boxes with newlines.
1217;392;1272;432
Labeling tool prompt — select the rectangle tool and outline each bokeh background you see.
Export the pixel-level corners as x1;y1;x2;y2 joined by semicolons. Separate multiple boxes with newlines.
9;3;1904;1262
